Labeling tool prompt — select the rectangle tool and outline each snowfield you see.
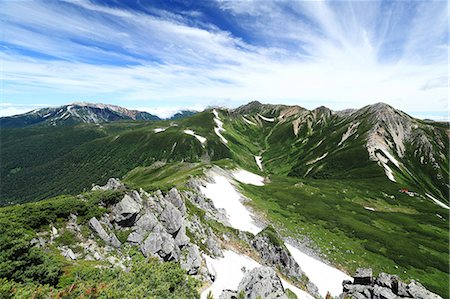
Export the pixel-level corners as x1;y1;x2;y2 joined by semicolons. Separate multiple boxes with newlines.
286;244;353;297
201;250;313;299
199;174;261;234
184;129;207;144
233;169;265;186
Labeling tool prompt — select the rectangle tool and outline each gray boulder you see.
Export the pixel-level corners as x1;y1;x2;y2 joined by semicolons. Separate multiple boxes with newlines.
89;217;121;248
406;281;442;299
159;231;176;260
354;268;373;285
219;290;238;299
174;224;190;247
180;245;201;275
113;191;142;226
237;267;287;299
127;231;145;244
252;228;306;283
141;232;163;257
166;188;186;215
135;211;159;232
373;285;396;299
159;202;183;234
92;178;125;191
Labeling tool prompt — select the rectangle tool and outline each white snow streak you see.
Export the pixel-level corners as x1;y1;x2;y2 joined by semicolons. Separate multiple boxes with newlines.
243;116;257;126
286;244;353;297
426;193;450;210
184;129;207;144
306;152;328;165
338;122;359;146
212;109;228;144
199;174;261;234
257;113;275;122
255;156;263;171
364;206;375;211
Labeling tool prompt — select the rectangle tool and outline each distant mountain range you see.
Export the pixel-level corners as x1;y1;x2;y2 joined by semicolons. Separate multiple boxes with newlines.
0;102;197;128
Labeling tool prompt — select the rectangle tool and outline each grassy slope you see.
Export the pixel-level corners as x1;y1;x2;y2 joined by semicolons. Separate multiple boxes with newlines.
239;176;449;297
0;112;229;205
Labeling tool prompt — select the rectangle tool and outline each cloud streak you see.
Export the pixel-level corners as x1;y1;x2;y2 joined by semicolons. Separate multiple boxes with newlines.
0;0;447;117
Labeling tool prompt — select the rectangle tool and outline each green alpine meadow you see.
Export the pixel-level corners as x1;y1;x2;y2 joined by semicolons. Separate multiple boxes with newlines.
0;101;448;298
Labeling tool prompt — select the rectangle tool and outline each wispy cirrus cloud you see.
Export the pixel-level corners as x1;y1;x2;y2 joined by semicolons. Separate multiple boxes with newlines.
0;0;447;118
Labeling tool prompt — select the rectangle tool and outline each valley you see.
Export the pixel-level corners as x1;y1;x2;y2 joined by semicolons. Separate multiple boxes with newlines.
0;101;448;298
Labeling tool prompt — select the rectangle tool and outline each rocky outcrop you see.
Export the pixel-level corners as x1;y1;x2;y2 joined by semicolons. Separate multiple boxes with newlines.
341;268;443;299
88;179;209;275
253;227;304;280
88;217;121;248
219;267;288;299
92;178;125;191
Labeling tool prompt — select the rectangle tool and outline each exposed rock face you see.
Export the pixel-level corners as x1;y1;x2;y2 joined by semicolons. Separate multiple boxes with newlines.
159;202;183;234
252;229;304;280
112;191;142;226
220;267;288;299
88;179;216;275
180;244;201;275
341;269;443;299
88;217;121;248
92;178;125;191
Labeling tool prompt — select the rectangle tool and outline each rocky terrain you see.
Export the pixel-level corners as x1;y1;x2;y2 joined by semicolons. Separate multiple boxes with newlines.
341;268;442;299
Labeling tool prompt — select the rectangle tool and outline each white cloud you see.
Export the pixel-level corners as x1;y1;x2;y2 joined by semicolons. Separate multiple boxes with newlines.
0;0;447;115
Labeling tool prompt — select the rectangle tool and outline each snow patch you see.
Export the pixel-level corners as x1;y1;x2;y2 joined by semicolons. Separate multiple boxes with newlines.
255;156;263;171
306;153;328;165
199;174;261;234
338;122;359;146
257;113;275;122
233;169;264;186
426;193;450;210
364;206;375;211
382;163;396;182
201;251;313;299
184;129;207;144
243;117;257;126
286;244;353;297
154;128;167;133
212;109;228;144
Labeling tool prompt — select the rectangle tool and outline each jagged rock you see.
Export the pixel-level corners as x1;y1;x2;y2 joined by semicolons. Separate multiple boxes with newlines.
127;231;145;244
63;248;77;260
252;228;304;281
236;266;287;299
354;268;373;285
88;217;121;248
174;224;190;247
341;270;443;299
373;285;396;299
166;188;186;215
205;236;223;257
406;281;442;299
113;191;142;226
141;232;163;257
159;231;176;260
219;290;238;299
92;178;125;191
180;245;201;275
159;202;183;234
135;211;159;232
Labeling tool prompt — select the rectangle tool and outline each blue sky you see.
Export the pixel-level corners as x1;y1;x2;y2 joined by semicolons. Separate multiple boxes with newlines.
0;0;448;119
